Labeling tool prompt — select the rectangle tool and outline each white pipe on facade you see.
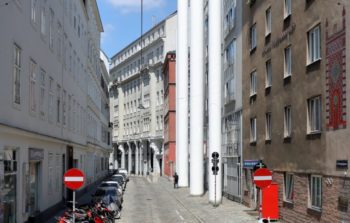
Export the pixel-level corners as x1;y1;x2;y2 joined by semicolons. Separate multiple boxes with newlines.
208;0;222;205
190;0;204;196
135;142;139;175
118;144;125;169
176;0;189;188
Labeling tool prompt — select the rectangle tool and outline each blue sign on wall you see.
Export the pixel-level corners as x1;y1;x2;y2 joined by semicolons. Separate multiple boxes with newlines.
243;160;259;169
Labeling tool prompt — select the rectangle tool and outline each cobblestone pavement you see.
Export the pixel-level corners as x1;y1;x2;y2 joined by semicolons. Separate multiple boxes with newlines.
119;176;257;223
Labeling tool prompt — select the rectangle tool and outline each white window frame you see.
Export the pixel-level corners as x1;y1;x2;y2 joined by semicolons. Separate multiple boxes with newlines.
284;46;292;78
309;175;322;209
250;117;257;143
307;96;321;133
284;106;292;138
265;113;271;140
250;24;257;50
31;0;37;24
40;7;46;35
284;0;291;18
29;59;37;113
307;25;321;64
284;173;294;202
265;7;271;36
250;71;257;96
39;69;46;118
13;44;21;106
265;60;272;88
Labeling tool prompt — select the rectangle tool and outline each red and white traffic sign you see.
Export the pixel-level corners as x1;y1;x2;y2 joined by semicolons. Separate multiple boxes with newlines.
253;168;272;188
64;168;85;190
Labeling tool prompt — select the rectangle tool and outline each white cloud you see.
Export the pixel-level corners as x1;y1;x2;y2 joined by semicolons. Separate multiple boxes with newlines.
106;0;165;13
101;23;115;44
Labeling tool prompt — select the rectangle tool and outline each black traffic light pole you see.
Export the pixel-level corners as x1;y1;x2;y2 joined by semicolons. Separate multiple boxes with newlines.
211;152;219;206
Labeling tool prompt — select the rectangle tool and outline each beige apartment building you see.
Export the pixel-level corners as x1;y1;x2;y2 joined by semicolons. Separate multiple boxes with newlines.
242;0;350;222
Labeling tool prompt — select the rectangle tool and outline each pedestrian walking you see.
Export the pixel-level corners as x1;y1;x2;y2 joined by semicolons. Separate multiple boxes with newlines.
173;172;179;189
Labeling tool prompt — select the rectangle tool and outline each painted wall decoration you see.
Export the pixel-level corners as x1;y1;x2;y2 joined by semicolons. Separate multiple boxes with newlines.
326;8;347;130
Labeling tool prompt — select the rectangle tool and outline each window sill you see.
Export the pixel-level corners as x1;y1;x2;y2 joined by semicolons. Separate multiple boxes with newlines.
306;131;321;140
250;47;256;55
250;141;257;146
306;58;321;67
265;32;271;38
283;200;294;209
307;207;322;219
265;139;271;144
283;75;292;85
283;136;292;143
284;14;291;21
265;86;271;95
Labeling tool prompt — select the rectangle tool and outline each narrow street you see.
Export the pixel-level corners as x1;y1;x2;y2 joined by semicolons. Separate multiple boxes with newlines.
119;176;257;223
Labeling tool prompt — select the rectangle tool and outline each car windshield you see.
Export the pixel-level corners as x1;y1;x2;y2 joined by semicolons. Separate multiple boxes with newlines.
111;177;123;182
95;189;116;197
101;183;119;187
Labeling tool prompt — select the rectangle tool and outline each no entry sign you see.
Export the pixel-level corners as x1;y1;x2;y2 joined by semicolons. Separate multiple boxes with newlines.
64;168;85;190
253;168;272;188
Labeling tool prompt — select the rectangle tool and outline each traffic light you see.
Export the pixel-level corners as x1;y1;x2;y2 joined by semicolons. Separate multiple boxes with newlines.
211;152;219;175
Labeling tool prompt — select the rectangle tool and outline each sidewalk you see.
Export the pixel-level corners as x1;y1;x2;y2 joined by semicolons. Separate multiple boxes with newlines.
156;176;258;223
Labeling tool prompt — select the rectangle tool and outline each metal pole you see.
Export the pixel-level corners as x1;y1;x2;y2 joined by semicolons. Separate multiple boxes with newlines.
73;190;75;223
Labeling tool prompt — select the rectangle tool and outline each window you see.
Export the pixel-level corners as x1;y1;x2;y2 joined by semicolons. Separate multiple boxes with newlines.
57;23;62;61
265;113;271;140
308;25;321;64
156;116;159;130
265;7;271;35
265;60;272;88
63;90;67;126
284;106;292;137
157;92;159;106
40;7;46;35
284;173;294;202
56;85;61;123
49;9;54;49
250;117;257;143
160;115;163;129
250;71;257;96
160;90;164;104
144;93;150;108
250;24;257;50
39;69;46;117
49;77;54;122
13;44;21;105
284;0;291;18
310;175;322;209
284;46;292;77
31;0;37;24
29;59;37;113
307;96;321;133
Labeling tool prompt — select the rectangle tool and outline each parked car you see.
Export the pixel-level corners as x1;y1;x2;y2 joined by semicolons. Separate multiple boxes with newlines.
117;168;129;181
109;175;126;190
100;181;124;198
91;186;122;211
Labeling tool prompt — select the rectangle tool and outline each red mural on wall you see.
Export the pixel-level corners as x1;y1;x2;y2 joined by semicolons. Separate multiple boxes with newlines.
326;8;347;130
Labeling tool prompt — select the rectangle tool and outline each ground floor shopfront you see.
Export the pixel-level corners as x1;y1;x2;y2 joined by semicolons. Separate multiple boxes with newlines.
242;167;350;222
0;125;110;223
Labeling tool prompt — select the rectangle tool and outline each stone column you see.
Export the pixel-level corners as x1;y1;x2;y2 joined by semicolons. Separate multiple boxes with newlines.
151;142;160;176
208;0;222;205
118;144;125;169
127;142;132;174
190;0;204;196
176;0;189;188
135;141;139;176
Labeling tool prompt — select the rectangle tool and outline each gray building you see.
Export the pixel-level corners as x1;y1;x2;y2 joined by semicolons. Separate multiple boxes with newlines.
0;1;111;222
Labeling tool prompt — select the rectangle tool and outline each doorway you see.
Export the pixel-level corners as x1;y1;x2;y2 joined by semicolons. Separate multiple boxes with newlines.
28;162;40;217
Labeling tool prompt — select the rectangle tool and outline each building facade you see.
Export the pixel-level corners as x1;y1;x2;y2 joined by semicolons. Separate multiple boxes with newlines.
242;0;350;222
162;52;176;178
221;0;244;202
109;13;177;177
0;1;111;222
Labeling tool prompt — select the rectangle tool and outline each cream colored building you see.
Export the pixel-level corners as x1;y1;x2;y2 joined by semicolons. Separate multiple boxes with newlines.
0;1;111;222
109;12;177;176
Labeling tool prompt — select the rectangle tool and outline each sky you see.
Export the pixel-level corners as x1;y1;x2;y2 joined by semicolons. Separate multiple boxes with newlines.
97;0;177;59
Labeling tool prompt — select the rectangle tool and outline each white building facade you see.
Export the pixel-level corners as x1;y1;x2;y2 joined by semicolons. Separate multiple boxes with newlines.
0;1;111;222
109;13;177;177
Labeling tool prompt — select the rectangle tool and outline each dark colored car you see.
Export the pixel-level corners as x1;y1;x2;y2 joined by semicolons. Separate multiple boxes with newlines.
110;175;126;190
91;186;122;210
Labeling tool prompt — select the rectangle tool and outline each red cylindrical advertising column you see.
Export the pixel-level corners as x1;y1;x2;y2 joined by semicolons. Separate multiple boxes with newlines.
262;183;279;220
